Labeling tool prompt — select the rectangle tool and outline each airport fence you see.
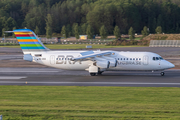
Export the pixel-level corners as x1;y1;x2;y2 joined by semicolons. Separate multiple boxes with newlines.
149;40;180;47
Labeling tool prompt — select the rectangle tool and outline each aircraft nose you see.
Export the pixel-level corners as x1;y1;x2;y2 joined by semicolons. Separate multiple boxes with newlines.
168;63;175;68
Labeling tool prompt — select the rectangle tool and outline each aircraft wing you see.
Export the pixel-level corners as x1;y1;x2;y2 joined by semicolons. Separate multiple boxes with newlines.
72;51;112;61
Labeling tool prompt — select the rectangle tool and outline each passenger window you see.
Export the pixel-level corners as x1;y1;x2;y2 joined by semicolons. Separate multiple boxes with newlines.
133;58;135;60
156;57;159;60
121;58;122;60
153;57;155;60
56;58;58;60
130;58;132;60
136;58;138;60
127;58;128;60
124;58;125;60
139;58;141;60
59;58;61;60
118;58;119;60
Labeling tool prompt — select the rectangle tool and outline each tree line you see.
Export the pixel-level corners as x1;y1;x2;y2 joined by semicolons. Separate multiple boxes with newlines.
0;0;180;38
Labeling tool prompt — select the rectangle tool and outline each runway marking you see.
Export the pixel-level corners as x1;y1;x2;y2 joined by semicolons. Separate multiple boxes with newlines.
0;81;180;85
0;76;27;79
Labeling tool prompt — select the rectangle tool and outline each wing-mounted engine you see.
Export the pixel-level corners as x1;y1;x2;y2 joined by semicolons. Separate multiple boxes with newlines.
72;50;117;76
95;58;110;69
101;56;117;68
96;60;110;69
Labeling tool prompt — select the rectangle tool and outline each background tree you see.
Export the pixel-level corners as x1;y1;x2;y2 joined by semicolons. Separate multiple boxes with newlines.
86;25;94;39
114;26;121;40
2;28;6;37
128;27;135;40
0;0;180;36
74;24;79;39
80;23;87;35
155;26;162;34
100;25;107;39
34;26;40;36
12;27;16;38
45;14;52;38
141;26;149;37
61;25;68;38
66;24;71;37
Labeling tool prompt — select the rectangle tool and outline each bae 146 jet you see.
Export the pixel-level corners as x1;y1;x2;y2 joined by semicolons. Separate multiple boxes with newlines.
6;29;174;76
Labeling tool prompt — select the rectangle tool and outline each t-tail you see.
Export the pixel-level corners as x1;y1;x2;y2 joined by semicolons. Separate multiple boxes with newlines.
13;29;49;54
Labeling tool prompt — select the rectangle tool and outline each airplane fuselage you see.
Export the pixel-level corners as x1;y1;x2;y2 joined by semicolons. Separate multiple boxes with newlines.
29;50;174;71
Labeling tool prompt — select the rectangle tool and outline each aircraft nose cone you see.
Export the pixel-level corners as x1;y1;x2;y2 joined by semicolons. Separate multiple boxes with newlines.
169;63;175;68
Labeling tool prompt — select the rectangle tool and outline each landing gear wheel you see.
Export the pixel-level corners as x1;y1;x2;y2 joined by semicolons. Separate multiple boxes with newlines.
90;73;96;76
161;72;165;76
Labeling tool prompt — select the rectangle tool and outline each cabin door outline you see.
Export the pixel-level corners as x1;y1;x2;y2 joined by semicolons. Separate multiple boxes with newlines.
143;56;149;65
50;55;55;64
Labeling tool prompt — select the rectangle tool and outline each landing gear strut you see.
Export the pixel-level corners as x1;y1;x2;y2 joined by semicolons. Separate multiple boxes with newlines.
97;71;103;75
160;72;165;76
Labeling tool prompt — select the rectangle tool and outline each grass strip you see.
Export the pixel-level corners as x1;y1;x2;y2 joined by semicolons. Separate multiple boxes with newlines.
0;44;145;49
0;86;180;119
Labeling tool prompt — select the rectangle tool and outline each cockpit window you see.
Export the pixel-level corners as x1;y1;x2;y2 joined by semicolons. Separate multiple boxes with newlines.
153;57;163;61
159;57;163;60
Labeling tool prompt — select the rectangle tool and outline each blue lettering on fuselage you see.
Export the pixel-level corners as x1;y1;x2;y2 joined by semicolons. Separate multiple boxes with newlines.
56;55;81;64
118;61;141;65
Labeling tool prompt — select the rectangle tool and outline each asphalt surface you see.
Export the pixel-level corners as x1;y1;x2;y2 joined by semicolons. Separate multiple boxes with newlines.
0;47;180;87
0;68;180;87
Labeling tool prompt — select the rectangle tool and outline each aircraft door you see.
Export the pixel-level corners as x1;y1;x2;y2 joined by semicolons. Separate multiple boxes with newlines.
143;56;149;65
156;57;161;68
50;55;55;64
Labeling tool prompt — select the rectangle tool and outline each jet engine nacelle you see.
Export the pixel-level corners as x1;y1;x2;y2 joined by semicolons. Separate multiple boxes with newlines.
96;60;110;69
23;54;33;62
102;57;117;68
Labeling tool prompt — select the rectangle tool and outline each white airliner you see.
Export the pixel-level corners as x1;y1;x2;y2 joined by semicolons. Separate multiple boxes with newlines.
7;29;175;76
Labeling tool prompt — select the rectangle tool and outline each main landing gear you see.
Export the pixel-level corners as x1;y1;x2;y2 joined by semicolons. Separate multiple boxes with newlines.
90;71;104;76
160;72;165;76
90;73;96;76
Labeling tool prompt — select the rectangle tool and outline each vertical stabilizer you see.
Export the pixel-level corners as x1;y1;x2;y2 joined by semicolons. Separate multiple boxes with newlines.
13;29;49;54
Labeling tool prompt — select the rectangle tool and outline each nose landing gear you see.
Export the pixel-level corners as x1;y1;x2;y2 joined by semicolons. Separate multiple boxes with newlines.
160;72;165;76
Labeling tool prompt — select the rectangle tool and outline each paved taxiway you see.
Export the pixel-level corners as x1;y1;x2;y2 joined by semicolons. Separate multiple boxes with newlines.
0;68;180;87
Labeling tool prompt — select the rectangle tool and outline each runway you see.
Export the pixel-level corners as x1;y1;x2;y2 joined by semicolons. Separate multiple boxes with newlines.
0;68;180;87
1;47;180;87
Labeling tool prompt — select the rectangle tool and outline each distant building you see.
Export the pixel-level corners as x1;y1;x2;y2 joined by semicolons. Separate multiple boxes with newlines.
79;35;88;40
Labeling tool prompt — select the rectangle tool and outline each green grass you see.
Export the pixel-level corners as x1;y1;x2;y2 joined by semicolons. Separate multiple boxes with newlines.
0;44;145;49
134;37;142;40
0;86;180;120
